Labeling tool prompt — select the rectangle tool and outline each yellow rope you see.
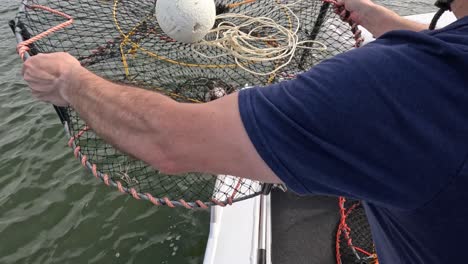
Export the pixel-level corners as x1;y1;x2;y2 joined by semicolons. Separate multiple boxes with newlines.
112;1;205;103
111;0;275;92
112;0;303;75
227;0;256;9
267;0;294;84
113;0;239;69
111;0;319;96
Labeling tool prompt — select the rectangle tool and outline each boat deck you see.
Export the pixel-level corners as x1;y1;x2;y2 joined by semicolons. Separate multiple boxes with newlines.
271;190;339;264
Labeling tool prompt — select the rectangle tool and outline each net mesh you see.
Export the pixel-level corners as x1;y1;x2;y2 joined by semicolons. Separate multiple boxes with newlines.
15;0;359;207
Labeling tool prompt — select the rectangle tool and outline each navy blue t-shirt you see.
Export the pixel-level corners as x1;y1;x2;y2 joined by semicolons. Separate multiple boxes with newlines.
239;17;468;263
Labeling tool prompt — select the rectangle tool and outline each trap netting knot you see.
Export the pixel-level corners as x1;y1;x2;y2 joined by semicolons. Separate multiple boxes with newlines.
14;0;362;208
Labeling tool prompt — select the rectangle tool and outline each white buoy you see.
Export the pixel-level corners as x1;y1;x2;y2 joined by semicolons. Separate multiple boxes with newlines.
156;0;217;43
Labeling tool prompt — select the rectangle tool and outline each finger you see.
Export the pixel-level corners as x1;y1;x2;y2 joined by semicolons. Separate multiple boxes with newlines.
333;5;341;14
31;90;50;102
340;8;351;20
31;89;42;98
23;67;56;80
31;89;52;101
22;57;39;79
23;71;54;86
24;77;55;94
26;54;61;77
22;58;34;77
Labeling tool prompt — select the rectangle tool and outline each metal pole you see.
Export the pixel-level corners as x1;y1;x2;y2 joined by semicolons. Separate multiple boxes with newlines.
257;193;268;264
298;1;331;70
9;2;69;124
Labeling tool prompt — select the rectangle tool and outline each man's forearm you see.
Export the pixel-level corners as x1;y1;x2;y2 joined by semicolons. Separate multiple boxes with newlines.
63;67;177;169
360;3;428;37
60;68;280;182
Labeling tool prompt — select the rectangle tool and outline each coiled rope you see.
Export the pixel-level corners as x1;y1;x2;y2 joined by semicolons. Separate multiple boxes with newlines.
193;0;328;76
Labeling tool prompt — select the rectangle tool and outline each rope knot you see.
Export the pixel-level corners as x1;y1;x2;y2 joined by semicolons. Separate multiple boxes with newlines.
15;4;73;61
17;44;30;59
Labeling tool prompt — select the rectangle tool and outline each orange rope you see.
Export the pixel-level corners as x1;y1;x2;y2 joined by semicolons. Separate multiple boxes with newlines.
228;178;244;205
227;0;256;9
336;197;379;263
17;5;74;60
353;246;373;256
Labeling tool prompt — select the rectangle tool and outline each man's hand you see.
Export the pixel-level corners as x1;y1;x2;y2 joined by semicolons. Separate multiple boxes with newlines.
22;52;82;106
337;0;376;26
337;0;428;37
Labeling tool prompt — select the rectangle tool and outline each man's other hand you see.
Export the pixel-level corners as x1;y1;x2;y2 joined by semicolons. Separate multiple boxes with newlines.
22;52;82;106
336;0;376;25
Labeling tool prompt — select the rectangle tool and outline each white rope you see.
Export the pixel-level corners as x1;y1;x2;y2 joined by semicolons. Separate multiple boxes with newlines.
191;0;328;76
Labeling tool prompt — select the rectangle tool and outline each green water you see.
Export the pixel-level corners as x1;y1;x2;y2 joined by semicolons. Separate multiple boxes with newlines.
0;1;209;263
0;0;436;263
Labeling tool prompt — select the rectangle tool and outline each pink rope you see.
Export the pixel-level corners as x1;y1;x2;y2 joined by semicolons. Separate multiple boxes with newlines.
179;199;192;209
196;200;209;209
17;5;74;59
68;126;89;147
103;174;110;186
163;197;175;208
73;146;81;158
211;198;226;207
228;178;244;205
92;164;98;179
130;188;140;200
117;181;125;193
68;130;213;208
81;155;87;167
145;193;161;206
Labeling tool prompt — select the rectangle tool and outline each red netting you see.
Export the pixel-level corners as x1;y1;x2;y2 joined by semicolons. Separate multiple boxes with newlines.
336;198;378;264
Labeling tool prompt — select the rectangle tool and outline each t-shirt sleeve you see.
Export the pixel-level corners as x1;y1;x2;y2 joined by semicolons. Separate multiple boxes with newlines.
238;32;468;210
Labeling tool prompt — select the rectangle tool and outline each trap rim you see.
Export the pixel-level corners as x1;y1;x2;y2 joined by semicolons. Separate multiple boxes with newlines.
12;0;363;209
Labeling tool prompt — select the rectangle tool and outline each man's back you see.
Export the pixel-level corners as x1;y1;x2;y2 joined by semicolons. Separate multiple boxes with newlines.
238;17;468;263
364;19;468;263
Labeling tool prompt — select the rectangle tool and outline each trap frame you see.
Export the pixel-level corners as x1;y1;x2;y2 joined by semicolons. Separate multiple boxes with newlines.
11;0;362;209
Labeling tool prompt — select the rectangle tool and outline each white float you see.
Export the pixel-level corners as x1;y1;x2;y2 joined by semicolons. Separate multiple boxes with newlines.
155;0;216;43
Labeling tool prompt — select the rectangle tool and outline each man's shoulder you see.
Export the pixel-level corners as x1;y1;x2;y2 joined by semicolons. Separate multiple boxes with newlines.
319;26;464;76
372;20;468;54
369;29;443;51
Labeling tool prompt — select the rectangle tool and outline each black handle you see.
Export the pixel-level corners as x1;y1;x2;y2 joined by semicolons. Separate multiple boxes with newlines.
9;18;69;124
